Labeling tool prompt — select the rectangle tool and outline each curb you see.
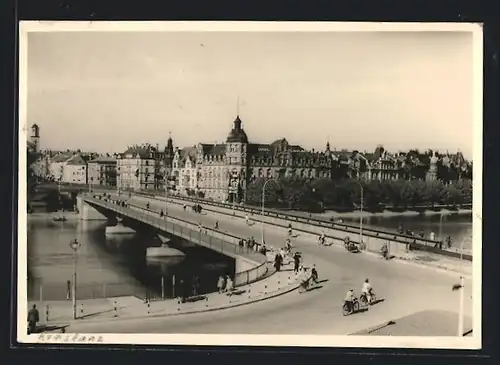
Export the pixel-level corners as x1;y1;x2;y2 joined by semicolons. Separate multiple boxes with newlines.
49;281;301;329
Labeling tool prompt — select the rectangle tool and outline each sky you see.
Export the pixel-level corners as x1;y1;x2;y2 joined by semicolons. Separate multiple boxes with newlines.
26;28;475;158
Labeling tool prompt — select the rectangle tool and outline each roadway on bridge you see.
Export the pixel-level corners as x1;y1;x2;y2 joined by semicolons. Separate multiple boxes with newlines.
70;193;473;335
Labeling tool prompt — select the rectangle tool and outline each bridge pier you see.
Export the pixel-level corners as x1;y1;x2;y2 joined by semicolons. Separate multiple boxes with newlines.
76;196;108;221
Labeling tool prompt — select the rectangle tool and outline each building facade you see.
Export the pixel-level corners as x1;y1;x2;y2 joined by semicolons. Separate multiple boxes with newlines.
196;143;228;201
88;155;118;188
195;115;340;202
62;154;88;184
48;152;74;182
117;145;156;191
171;147;198;194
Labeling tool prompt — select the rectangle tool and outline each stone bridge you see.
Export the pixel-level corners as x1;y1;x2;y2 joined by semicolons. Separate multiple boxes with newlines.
76;194;268;287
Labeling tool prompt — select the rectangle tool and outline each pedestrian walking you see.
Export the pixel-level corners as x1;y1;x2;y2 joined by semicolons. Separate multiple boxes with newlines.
446;236;453;248
27;304;39;334
398;224;404;234
192;276;200;296
280;247;286;261
274;253;282;272
225;275;234;293
217;275;225;293
293;252;300;273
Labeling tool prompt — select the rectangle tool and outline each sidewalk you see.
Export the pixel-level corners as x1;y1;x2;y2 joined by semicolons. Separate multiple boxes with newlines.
29;260;302;331
388;250;473;278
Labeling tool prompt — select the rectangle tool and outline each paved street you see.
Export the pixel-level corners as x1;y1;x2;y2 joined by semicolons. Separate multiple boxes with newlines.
65;193;473;335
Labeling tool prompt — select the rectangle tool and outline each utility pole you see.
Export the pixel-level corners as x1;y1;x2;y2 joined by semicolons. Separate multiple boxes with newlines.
69;239;81;319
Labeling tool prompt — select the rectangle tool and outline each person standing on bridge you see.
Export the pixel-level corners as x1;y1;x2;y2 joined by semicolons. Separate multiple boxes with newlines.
245;214;249;225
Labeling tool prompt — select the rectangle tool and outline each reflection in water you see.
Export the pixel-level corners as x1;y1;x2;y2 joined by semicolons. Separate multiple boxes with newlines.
27;219;234;301
342;213;473;248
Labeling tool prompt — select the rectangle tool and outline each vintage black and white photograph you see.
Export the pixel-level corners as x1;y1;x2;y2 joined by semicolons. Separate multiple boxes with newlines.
18;21;482;348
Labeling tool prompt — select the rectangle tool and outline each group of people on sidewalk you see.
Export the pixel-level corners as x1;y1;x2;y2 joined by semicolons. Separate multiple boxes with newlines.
238;236;262;253
217;275;234;294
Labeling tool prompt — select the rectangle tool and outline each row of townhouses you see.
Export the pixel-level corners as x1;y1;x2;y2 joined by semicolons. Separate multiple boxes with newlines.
28;117;472;203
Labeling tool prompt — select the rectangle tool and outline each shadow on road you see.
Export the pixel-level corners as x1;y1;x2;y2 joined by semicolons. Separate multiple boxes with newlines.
317;279;329;284
355;307;369;315
306;285;323;292
80;308;116;320
370;298;385;306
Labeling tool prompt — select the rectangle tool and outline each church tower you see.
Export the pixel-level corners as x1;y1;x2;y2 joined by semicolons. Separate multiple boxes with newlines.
164;133;174;168
225;115;249;203
426;151;439;181
30;123;40;152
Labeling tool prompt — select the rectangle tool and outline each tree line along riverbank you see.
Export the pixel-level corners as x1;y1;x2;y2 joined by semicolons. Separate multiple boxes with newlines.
244;178;473;213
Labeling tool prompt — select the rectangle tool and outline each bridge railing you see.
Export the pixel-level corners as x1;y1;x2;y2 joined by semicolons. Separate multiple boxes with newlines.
134;192;473;261
83;194;269;286
169;194;459;245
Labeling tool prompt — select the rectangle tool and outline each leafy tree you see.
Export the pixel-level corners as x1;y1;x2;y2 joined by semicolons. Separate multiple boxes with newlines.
364;180;387;210
244;173;472;211
423;180;445;207
441;184;464;206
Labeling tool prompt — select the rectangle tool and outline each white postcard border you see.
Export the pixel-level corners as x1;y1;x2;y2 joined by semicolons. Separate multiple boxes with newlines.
17;21;483;349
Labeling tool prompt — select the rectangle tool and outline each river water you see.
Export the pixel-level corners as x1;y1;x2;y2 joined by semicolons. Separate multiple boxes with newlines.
27;218;234;302
341;212;474;250
27;212;474;302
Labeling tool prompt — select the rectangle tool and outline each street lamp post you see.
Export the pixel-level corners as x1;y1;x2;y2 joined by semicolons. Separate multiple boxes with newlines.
458;237;466;336
69;238;81;320
261;179;275;245
164;171;169;218
355;181;364;247
116;166;120;196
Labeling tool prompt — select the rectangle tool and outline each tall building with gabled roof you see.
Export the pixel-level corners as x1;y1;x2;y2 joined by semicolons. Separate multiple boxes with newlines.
117;144;156;191
194;114;341;202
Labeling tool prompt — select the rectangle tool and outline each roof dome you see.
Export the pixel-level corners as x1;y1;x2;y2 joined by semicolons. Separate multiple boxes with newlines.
226;115;249;143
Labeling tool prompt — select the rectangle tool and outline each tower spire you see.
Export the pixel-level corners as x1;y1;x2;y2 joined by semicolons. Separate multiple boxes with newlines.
236;95;240;116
